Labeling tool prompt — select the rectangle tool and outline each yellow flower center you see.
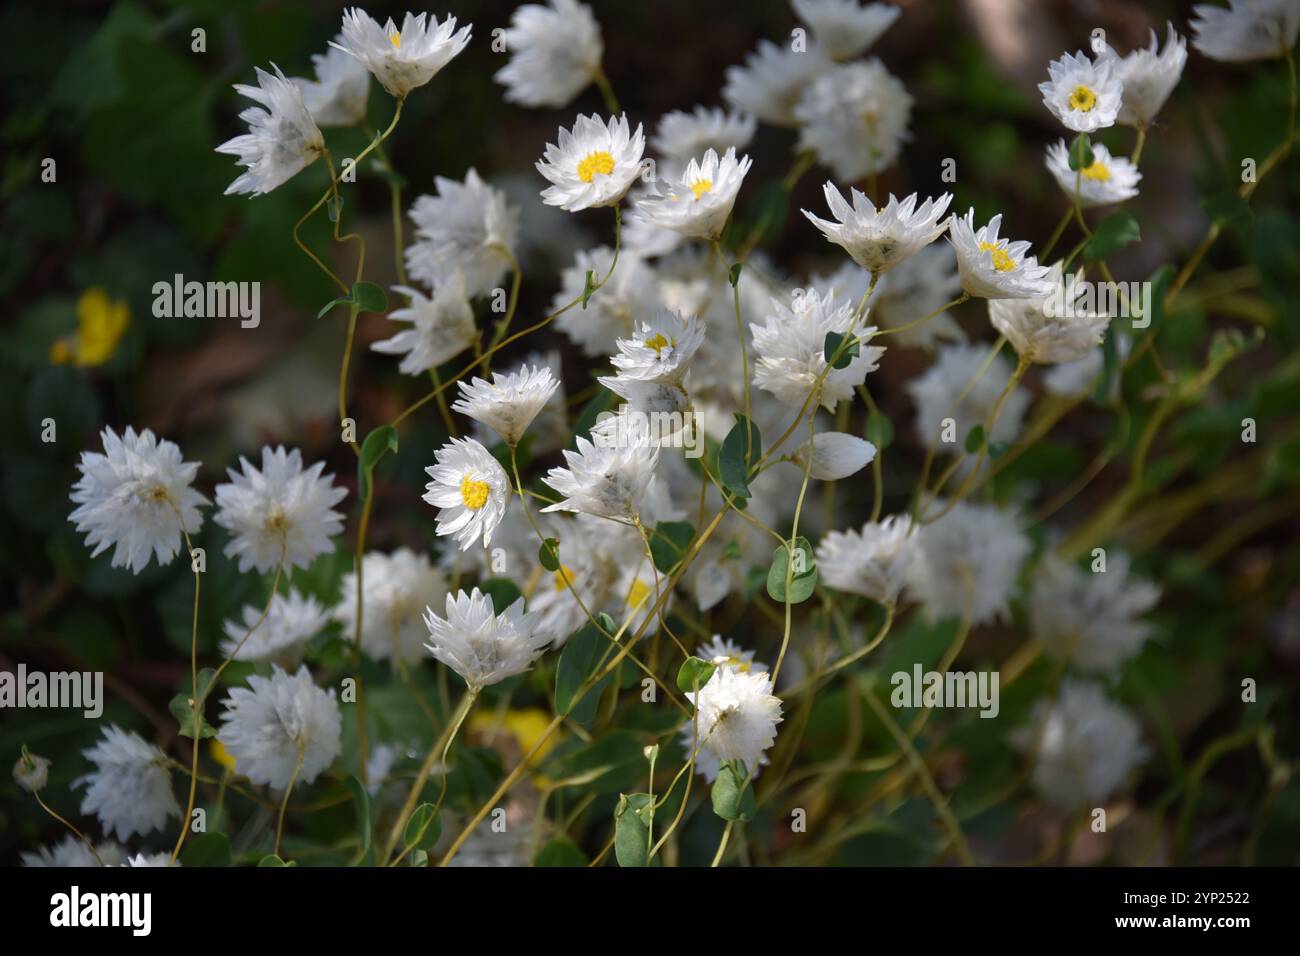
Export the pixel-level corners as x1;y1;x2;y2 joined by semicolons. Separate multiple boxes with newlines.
577;150;616;183
627;578;652;609
643;332;674;355
689;179;713;200
978;241;1016;273
389;32;401;48
1081;159;1111;182
553;565;577;591
460;474;490;510
1068;85;1097;112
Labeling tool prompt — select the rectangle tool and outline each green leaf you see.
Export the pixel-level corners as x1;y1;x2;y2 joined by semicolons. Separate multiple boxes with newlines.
649;521;694;573
180;831;231;867
711;761;757;822
728;262;743;288
345;776;374;867
614;792;654;867
824;331;860;370
1067;133;1094;171
719;414;762;501
1093;329;1120;406
258;854;295;867
767;537;818;604
317;294;353;319
1202;192;1252;231
169;667;218;739
1084;211;1141;262
865;411;894;450
536;836;589;867
539;538;561;573
357;425;399;498
964;424;986;454
581;269;597;308
327;193;342;223
351;280;388;314
403;803;442;851
555;620;610;725
676;656;717;695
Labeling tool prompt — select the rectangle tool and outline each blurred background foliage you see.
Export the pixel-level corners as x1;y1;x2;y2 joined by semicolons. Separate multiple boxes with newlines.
2;0;1299;866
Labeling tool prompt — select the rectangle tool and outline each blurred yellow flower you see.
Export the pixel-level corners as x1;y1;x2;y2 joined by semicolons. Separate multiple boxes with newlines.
209;738;237;773
50;287;130;367
469;707;559;770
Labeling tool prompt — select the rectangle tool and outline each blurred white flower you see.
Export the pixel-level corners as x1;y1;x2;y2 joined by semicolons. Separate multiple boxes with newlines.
542;434;660;522
423;437;511;550
867;247;966;348
697;634;768;674
294;38;370;127
552;246;659;356
686;667;783;771
724;39;833;127
1105;23;1187;127
948;209;1055;299
335;548;450;663
214;446;347;574
332;8;471;99
803;184;951;274
452;364;561;447
69;426;207;575
990;263;1111;365
905;501;1029;625
217;665;342;790
75;726;180;841
217;64;324;196
1038;49;1123;132
537;113;646;211
423;588;549;690
1031;552;1160;673
1044;140;1141;207
906;343;1030;452
792;430;876;480
795;59;912;180
124;853;178;867
1012;681;1147;810
220;588;330;666
405;169;520;298
751;287;884;411
21;836;125;868
495;0;603;108
373;276;478;376
1191;0;1300;62
817;514;914;605
13;751;51;793
636;147;752;240
792;0;901;60
651;107;757;170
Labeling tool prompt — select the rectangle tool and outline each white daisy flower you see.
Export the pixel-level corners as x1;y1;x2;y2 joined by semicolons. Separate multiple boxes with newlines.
906;343;1030;452
124;853;178;867
405;169;520;298
217;665;342;790
651;106;757;169
622;195;689;258
216;64;325;196
1038;50;1123;133
794;59;912;180
592;379;693;440
13;751;51;793
686;667;784;772
1044;139;1141;207
452;364;561;447
1191;0;1300;62
331;8;472;100
816;514;914;605
1105;23;1188;127
948;209;1055;299
335;548;450;663
470;351;569;454
697;634;768;674
75;726;180;841
723;38;832;127
69;426;207;575
1031;552;1160;674
220;588;330;666
792;0;901;60
494;0;603;108
904;501;1029;625
792;430;876;480
636;147;752;240
214;446;347;575
751;287;884;411
423;588;549;690
294;37;370;127
1012;681;1147;810
552;246;659;356
1043;333;1131;398
542;434;660;522
423;437;511;550
21;836;125;868
990;263;1111;365
371;275;478;376
803;183;951;274
608;309;706;385
537;113;646;212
